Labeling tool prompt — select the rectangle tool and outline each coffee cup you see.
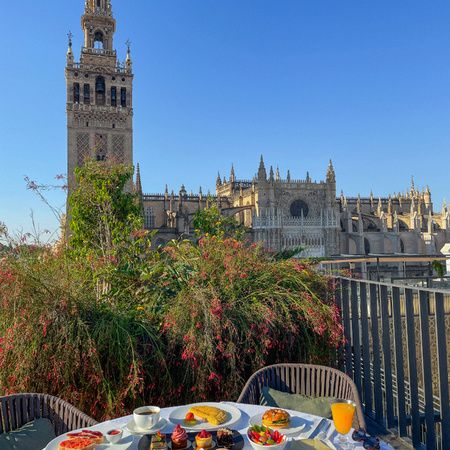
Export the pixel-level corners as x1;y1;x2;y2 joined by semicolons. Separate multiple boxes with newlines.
133;406;161;430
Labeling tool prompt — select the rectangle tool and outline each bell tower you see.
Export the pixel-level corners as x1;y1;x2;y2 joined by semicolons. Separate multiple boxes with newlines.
66;0;134;195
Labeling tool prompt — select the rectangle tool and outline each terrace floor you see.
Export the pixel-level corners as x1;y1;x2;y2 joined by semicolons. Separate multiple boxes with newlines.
366;416;413;449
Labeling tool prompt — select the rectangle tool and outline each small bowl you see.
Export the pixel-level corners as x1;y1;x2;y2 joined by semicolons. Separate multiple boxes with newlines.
106;428;124;444
247;429;287;450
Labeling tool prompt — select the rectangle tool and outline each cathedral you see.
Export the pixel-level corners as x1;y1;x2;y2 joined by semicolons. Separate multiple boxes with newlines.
66;1;450;258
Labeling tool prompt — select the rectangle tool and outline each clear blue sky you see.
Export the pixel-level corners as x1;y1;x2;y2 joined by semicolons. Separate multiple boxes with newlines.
1;0;450;234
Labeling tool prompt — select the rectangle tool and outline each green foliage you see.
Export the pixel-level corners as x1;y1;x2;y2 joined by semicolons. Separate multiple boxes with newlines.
193;203;246;240
0;165;343;421
69;160;143;258
432;260;446;278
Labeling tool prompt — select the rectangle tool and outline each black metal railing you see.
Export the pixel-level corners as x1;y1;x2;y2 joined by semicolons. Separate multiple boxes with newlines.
334;277;450;449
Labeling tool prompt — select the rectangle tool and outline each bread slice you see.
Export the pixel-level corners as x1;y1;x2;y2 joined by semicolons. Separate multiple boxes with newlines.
58;437;95;450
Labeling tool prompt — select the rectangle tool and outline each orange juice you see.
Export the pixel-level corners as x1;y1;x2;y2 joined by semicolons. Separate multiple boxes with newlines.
331;402;355;435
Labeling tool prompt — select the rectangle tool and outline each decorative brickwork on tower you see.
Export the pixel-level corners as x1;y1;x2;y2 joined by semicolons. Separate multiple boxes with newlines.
66;0;133;196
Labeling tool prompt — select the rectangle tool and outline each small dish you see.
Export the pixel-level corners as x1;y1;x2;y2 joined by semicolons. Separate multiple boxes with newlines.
126;417;168;435
106;428;124;444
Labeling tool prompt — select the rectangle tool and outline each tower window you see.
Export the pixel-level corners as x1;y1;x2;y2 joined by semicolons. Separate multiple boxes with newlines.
95;76;106;106
83;84;90;104
120;87;127;107
94;31;104;50
73;83;80;103
111;86;117;107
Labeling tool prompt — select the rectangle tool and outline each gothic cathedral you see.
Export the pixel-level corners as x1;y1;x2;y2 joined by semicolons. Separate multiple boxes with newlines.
66;1;450;260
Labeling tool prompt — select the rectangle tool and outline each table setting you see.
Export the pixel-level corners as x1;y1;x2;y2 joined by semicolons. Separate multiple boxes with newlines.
44;401;392;450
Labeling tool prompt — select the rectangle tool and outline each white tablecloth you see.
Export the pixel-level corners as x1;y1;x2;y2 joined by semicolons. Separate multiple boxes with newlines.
45;402;392;450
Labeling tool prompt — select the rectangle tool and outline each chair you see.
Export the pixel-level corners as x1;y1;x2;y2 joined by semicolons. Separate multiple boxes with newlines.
237;364;366;430
0;393;97;436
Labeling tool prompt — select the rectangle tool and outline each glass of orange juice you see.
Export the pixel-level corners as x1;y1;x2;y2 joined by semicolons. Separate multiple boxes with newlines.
331;399;356;449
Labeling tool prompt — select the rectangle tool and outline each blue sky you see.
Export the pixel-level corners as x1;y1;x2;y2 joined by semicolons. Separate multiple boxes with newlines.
1;0;450;234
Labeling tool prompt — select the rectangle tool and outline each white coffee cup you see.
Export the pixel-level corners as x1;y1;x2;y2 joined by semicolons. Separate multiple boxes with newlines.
133;406;161;430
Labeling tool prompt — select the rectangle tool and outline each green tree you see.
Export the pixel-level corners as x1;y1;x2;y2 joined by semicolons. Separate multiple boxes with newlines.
69;160;143;257
192;202;246;240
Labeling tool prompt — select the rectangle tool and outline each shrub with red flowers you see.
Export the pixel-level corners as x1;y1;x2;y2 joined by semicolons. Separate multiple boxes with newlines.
0;161;343;421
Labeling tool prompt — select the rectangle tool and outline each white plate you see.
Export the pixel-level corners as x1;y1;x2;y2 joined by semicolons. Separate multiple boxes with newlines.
126;417;168;435
45;423;134;450
248;412;308;436
168;403;242;431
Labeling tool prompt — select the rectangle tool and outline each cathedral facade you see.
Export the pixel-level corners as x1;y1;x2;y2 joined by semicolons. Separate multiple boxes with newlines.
67;1;450;258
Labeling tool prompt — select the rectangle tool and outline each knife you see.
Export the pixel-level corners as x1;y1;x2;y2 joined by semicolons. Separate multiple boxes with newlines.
307;418;327;439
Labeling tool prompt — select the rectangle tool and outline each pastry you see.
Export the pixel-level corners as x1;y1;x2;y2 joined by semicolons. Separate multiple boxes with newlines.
216;428;234;448
151;431;168;450
171;424;188;449
66;430;104;444
261;409;290;429
189;406;227;425
195;430;213;449
184;412;197;426
58;438;95;450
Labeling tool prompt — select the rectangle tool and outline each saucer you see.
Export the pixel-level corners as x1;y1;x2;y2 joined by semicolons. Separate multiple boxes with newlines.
126;417;168;435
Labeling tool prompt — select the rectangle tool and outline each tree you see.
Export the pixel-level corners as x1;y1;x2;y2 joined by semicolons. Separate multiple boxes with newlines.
69;160;143;257
192;203;246;240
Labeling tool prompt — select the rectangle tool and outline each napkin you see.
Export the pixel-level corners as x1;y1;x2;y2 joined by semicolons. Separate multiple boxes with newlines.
291;439;333;449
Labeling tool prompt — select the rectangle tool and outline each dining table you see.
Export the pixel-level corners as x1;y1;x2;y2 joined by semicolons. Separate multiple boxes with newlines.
44;401;393;450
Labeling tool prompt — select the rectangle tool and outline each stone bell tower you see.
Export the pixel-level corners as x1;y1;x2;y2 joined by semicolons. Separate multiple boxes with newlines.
66;0;134;195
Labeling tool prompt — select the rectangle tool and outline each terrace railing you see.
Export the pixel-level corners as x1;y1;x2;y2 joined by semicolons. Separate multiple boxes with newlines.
333;277;450;449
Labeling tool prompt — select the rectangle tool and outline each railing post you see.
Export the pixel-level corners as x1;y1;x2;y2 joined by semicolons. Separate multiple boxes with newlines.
351;280;362;396
341;279;353;378
434;292;450;449
392;286;406;436
370;283;383;425
405;288;421;448
360;282;373;416
380;285;394;428
418;290;436;449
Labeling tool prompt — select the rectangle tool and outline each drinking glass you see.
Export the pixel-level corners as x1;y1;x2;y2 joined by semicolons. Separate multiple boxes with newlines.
331;399;356;449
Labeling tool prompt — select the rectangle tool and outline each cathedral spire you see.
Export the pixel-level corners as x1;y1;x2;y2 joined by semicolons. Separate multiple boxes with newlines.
258;155;267;181
326;159;335;183
135;163;142;195
269;166;275;182
85;0;113;16
275;166;280;181
230;164;236;183
216;172;222;187
66;31;74;64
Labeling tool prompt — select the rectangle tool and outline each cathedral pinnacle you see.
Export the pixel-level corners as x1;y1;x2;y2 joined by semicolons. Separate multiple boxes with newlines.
216;172;222;187
125;39;132;72
287;170;291;182
135;163;142;195
276;166;280;181
269;166;275;182
326;159;335;183
230;164;236;183
66;31;74;64
258;155;267;181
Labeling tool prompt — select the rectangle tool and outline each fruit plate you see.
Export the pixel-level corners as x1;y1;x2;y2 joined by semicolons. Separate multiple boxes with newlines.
138;430;244;450
45;422;134;450
248;412;309;436
168;403;242;431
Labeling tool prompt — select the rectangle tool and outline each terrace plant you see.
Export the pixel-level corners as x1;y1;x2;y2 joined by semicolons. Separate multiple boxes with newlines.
0;161;343;420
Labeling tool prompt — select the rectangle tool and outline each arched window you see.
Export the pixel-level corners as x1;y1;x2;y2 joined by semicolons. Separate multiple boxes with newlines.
94;31;104;50
73;83;80;103
120;87;127;107
83;84;90;104
111;86;117;107
95;76;106;106
290;199;309;218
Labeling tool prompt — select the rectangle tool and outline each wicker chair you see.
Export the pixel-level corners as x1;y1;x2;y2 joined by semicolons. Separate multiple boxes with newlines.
0;393;97;436
237;364;366;430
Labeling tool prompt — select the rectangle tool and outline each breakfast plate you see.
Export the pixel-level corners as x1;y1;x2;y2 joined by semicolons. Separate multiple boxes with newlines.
169;402;242;431
248;413;309;436
45;423;133;450
126;417;168;435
